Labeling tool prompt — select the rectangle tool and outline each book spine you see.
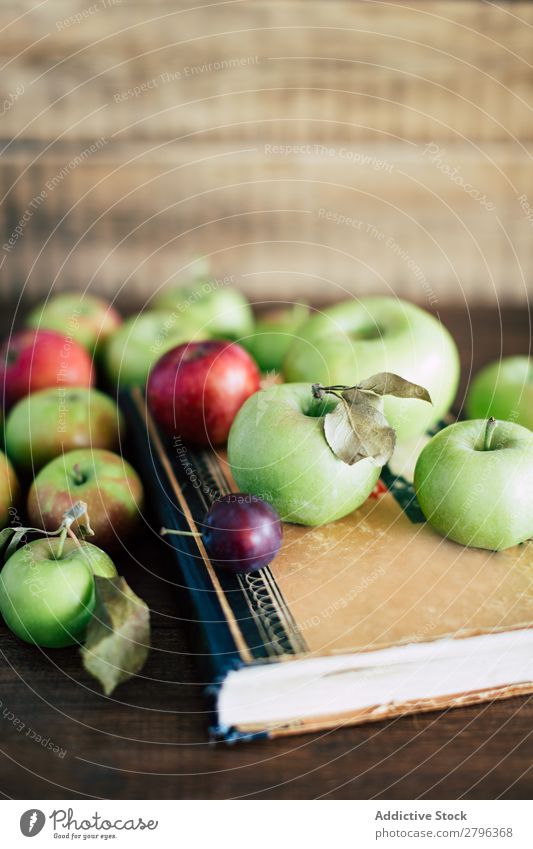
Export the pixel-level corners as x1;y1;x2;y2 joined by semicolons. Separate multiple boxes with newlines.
120;392;247;718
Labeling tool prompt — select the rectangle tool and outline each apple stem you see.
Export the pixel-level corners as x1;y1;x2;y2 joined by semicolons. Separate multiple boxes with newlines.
67;527;82;548
56;527;68;559
484;417;497;451
0;501;91;566
71;463;85;485
160;527;202;538
312;383;346;402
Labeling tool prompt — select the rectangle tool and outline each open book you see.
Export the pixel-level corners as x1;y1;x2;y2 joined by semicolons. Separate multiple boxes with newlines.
124;389;533;742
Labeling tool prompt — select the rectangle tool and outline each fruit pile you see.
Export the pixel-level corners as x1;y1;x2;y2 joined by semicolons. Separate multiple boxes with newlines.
145;287;533;552
130;284;533;554
1;278;532;692
0;294;149;694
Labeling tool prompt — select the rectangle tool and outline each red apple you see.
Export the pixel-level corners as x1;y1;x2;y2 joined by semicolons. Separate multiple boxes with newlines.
1;329;94;408
27;448;144;551
147;340;260;446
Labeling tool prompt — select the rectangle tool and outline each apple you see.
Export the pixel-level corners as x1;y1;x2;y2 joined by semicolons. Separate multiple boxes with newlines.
227;383;381;525
466;357;533;430
414;418;533;550
5;387;124;474
153;281;254;341
147;339;260;446
0;450;19;529
103;311;207;389
0;537;117;648
243;305;309;372
27;292;122;356
27;448;144;551
0;329;94;409
283;297;460;440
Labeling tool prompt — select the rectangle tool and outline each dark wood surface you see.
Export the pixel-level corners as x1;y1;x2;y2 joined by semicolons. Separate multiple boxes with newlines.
1;304;532;800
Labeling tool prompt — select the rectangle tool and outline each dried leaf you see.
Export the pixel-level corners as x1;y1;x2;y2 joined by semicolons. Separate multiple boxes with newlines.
0;527;17;562
357;372;432;404
81;576;150;696
62;500;90;527
341;386;384;411
315;372;431;468
324;394;396;467
4;528;28;563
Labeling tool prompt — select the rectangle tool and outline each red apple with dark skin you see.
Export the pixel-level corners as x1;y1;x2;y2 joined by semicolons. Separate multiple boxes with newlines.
27;448;143;551
147;340;260;446
1;329;94;408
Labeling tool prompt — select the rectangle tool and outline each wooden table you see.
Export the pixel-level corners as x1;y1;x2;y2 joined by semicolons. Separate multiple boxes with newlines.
1;305;532;800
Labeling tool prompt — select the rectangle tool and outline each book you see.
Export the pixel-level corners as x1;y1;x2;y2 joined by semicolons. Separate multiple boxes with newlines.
123;388;533;742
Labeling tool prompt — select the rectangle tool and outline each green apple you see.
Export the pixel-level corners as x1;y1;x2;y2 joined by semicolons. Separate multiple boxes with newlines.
5;387;124;474
0;537;116;648
243;305;309;372
27;292;122;355
414;418;533;550
283;297;460;440
153;281;253;341
466;357;533;430
27;448;144;551
227;383;380;525
103;310;207;388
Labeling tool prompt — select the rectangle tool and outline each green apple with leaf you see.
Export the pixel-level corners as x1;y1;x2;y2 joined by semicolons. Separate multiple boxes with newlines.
283;297;459;440
0;501;150;694
414;417;533;550
466;357;533;430
228;373;431;525
0;537;116;648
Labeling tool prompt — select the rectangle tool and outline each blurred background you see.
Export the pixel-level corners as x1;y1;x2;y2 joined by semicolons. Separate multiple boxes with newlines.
0;1;532;310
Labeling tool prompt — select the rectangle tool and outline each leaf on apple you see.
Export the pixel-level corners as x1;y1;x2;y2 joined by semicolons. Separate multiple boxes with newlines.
0;527;26;564
315;373;432;468
324;390;396;467
357;372;433;404
3;528;29;563
81;576;150;696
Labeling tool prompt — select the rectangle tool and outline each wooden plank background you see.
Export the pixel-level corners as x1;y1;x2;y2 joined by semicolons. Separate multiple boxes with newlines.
0;0;532;308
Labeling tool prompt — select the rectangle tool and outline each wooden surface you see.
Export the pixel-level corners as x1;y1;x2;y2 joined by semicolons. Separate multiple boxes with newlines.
1;304;532;801
1;1;533;304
